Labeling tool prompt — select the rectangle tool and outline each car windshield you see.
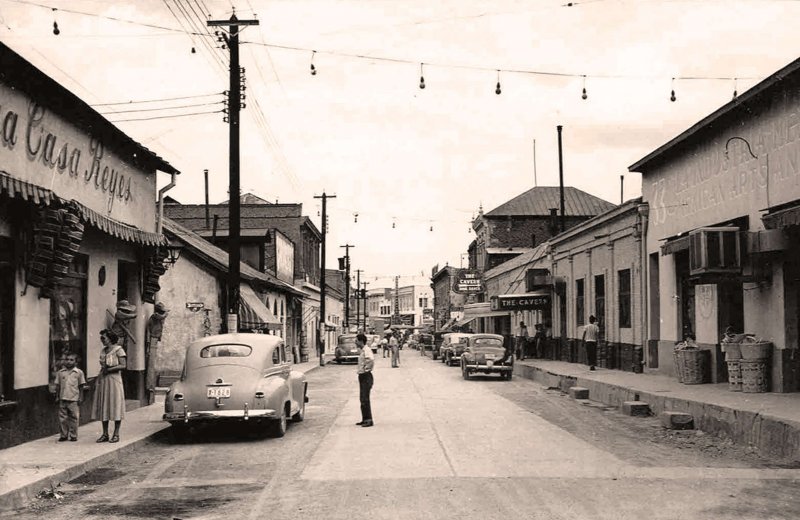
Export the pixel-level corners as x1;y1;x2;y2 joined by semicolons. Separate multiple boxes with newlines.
471;338;504;351
200;344;253;358
338;336;357;346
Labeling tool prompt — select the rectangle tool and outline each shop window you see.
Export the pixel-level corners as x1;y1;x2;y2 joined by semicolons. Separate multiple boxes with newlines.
576;278;585;327
0;238;15;399
50;255;88;383
618;269;631;329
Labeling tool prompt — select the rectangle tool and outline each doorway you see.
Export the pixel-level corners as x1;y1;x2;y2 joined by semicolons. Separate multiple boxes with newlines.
0;238;14;399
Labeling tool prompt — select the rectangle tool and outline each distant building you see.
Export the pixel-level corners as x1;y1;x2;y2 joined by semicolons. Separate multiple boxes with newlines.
430;265;467;330
470;186;616;272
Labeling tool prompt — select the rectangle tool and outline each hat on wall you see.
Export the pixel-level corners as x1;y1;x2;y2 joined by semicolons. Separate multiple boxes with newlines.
114;300;137;320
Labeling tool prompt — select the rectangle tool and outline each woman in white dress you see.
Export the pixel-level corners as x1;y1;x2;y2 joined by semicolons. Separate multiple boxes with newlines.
92;329;126;443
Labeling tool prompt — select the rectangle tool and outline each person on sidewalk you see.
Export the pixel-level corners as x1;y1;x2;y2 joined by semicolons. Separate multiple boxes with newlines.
53;352;87;442
92;329;126;443
355;333;375;428
389;333;400;368
145;302;169;401
516;322;529;360
582;315;600;371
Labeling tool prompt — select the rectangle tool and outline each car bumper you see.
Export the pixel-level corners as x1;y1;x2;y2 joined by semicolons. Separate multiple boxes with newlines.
335;354;359;361
464;363;513;372
163;408;279;423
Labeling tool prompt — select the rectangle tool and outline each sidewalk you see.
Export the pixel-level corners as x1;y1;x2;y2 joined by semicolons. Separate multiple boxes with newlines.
0;357;325;512
514;359;800;461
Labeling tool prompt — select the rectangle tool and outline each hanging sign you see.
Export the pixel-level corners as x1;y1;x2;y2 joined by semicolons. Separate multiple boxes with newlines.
491;293;551;311
453;269;483;294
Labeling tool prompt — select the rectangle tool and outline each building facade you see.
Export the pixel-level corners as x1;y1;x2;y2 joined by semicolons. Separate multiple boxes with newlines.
0;43;178;448
630;57;800;391
430;265;467;331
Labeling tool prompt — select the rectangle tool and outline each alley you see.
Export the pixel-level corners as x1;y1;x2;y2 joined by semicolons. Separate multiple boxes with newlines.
6;353;800;520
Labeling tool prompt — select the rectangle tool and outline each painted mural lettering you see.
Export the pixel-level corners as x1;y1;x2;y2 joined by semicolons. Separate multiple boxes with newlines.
1;108;18;148
84;138;132;212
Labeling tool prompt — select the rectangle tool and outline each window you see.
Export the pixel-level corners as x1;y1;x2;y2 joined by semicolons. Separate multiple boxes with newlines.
575;278;585;327
594;275;606;340
201;344;252;358
419;297;428;308
618;269;631;328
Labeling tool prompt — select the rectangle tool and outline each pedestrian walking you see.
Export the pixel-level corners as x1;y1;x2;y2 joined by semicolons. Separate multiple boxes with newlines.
381;337;388;358
53;352;87;442
92;329;126;443
389;333;400;367
582;315;600;371
355;333;374;428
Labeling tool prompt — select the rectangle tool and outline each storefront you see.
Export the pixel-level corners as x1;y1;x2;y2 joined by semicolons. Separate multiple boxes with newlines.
0;42;178;447
630;56;800;391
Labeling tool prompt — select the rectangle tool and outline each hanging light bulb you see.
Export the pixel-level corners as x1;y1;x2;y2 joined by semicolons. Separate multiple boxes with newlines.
317;209;320;217
310;50;317;76
191;46;196;54
392;219;396;229
419;63;425;90
670;78;677;102
354;212;359;223
732;78;738;100
430;225;433;232
581;75;588;100
52;8;60;35
495;70;502;95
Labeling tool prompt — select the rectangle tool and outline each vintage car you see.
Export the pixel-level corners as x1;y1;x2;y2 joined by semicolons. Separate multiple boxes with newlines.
417;333;436;358
440;333;473;366
335;333;360;363
460;333;513;380
163;333;308;441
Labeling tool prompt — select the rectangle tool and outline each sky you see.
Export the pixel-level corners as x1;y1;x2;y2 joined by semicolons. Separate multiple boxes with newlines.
1;0;799;289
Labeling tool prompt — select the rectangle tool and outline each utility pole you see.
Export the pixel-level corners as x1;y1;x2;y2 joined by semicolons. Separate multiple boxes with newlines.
340;244;354;329
208;14;258;332
361;281;370;331
355;269;363;330
557;125;566;233
314;192;335;366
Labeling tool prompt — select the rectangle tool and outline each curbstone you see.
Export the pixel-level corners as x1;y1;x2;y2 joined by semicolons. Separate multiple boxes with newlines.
569;386;589;399
621;401;650;417
660;411;695;430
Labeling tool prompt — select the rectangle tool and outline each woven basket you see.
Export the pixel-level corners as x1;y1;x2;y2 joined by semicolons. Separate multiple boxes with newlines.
673;349;685;383
681;349;707;385
741;360;769;393
726;360;742;392
740;341;772;360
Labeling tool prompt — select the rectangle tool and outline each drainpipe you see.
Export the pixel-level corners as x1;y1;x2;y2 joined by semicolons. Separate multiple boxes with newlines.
638;203;650;369
157;171;178;235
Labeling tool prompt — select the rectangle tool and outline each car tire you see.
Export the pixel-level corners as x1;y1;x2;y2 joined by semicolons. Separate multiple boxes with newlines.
292;391;306;423
462;363;469;380
505;371;513;381
433;352;438;360
270;407;288;438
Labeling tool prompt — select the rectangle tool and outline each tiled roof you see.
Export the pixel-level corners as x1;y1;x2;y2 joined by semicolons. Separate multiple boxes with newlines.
485;186;615;217
162;218;304;297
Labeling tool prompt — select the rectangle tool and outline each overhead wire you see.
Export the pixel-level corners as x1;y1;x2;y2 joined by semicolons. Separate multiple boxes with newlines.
98;100;224;115
92;92;223;106
107;108;224;123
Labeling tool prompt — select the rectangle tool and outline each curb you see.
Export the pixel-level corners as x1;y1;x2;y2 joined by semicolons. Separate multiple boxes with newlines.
1;425;169;512
514;362;800;460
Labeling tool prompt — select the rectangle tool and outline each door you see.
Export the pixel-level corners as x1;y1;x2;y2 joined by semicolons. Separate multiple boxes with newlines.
49;254;88;384
0;238;14;399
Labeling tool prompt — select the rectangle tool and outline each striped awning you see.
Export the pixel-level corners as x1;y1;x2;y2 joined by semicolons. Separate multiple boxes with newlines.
0;170;56;205
239;284;282;331
70;201;166;246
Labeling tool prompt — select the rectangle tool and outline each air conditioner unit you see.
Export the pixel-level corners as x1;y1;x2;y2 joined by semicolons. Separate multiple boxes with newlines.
689;227;741;276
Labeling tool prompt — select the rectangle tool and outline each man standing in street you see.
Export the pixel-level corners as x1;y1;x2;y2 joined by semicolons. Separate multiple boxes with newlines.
389;332;400;368
516;322;529;360
355;333;375;427
582;315;600;371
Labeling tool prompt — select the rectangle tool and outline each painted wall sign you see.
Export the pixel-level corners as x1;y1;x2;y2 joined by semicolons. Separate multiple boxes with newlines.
453;269;483;294
491;294;551;311
185;302;205;311
0;86;156;230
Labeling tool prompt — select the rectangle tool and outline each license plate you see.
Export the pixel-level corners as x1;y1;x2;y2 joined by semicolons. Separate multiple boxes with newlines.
485;354;496;359
486;360;494;368
207;386;231;398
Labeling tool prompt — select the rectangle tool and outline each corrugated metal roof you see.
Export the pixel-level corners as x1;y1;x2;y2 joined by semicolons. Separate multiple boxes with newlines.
485;186;616;217
162;218;304;297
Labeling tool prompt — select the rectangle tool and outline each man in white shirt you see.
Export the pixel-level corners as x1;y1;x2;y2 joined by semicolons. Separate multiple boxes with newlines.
582;315;600;371
356;333;375;427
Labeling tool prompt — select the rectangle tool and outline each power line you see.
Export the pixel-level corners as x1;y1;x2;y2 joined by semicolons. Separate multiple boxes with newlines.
92;92;222;106
99;100;223;115
108;108;223;123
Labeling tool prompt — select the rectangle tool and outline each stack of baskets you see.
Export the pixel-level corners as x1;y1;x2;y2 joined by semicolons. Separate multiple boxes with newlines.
722;333;745;392
673;340;709;385
722;333;771;393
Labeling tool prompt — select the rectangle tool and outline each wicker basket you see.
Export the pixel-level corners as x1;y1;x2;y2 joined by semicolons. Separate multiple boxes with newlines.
740;341;772;360
681;349;708;385
726;360;742;392
673;349;685;383
741;359;769;393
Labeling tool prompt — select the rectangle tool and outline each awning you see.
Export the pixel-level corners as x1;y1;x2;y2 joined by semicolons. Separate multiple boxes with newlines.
70;201;166;246
763;204;800;229
456;303;510;326
441;317;458;330
0;170;56;206
239;284;282;330
660;235;690;256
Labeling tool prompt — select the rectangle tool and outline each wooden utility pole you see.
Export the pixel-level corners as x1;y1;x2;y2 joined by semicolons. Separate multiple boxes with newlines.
340;244;354;329
207;14;258;332
557;125;566;233
314;192;335;366
361;281;370;330
355;269;363;330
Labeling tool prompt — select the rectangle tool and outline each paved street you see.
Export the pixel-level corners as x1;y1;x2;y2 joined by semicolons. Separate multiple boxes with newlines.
6;352;800;520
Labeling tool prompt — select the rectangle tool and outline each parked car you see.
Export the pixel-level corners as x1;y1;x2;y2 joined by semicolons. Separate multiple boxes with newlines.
335;333;360;363
417;333;436;358
163;333;308;441
440;333;473;366
460;333;513;380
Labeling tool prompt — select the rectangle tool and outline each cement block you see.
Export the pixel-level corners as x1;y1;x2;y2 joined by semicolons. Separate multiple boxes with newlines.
569;386;589;399
660;411;694;430
621;401;650;417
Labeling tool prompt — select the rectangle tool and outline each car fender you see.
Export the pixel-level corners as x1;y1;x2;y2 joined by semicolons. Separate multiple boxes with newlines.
164;381;185;413
288;370;307;415
256;371;289;412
